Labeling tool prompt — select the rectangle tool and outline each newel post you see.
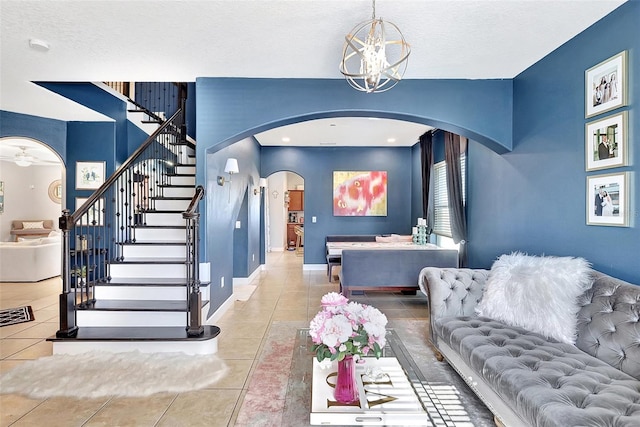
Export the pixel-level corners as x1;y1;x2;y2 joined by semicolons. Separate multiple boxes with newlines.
56;209;78;337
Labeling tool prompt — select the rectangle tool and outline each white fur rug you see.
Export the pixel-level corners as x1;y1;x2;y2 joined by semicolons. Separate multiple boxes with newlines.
0;351;228;399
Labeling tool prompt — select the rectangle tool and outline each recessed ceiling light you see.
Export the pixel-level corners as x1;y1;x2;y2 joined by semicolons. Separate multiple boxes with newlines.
29;38;50;51
282;137;290;142
387;138;397;143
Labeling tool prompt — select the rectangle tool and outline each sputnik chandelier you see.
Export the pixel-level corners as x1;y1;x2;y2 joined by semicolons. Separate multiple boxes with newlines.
339;0;411;93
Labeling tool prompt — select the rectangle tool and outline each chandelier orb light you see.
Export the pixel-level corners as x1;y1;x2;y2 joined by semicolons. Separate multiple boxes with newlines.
339;0;411;93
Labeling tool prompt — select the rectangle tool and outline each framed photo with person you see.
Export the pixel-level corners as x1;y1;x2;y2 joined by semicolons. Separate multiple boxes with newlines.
586;172;629;227
585;51;627;118
585;112;627;171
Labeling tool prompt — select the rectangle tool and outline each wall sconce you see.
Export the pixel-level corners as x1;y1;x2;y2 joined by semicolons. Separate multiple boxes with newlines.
254;178;267;195
217;158;239;186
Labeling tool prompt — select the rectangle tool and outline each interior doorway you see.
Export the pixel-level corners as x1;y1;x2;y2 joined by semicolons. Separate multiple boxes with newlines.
0;137;65;242
264;171;304;263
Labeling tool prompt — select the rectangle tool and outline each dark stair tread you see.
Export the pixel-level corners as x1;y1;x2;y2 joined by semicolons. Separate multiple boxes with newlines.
167;173;195;177
48;325;220;342
158;184;195;188
116;241;187;246
111;257;187;264
100;277;210;286
151;196;192;200
131;225;186;229
78;299;208;311
141;209;188;214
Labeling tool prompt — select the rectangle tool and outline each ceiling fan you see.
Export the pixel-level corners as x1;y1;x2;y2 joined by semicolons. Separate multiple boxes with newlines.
0;145;61;167
14;147;34;167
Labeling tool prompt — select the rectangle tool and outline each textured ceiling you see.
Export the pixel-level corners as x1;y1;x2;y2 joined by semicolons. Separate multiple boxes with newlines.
0;0;627;141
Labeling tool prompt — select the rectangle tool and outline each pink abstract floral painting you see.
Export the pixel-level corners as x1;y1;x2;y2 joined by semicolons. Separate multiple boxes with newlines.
333;171;387;216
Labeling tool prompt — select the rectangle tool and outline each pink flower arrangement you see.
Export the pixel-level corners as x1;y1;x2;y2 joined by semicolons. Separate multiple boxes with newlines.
309;292;388;362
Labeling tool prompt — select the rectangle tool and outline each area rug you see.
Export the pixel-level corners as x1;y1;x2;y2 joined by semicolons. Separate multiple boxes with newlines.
235;320;496;427
0;306;34;327
0;350;228;399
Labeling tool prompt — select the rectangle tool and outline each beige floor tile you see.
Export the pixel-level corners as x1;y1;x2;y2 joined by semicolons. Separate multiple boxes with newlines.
0;322;37;339
7;322;59;340
6;340;53;360
271;309;308;321
10;396;109;427
221;321;269;339
84;394;177;427
216;337;261;359
0;394;44;427
0;339;40;359
157;389;241;427
213;359;253;389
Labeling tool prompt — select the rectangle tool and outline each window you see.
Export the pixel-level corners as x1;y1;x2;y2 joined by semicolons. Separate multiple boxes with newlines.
432;154;466;238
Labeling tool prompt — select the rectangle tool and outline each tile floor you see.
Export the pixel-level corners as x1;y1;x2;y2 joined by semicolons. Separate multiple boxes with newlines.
0;251;429;426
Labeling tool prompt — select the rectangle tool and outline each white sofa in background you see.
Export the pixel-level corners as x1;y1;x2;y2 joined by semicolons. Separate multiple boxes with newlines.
0;236;61;282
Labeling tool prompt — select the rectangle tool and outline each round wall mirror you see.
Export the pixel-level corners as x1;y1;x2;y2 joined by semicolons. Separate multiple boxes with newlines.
48;179;62;204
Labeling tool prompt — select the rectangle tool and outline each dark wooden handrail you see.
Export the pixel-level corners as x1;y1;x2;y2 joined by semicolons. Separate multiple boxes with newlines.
62;109;182;231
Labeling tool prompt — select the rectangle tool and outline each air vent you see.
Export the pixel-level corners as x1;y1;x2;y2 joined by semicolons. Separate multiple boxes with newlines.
319;142;337;146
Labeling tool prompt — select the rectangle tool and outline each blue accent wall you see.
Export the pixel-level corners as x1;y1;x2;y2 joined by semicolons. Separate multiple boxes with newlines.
467;1;639;282
66;121;116;210
37;83;129;164
261;146;415;264
0;111;67;163
204;137;261;314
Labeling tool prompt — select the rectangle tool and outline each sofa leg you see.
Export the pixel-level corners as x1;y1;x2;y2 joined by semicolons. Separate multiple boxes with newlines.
493;416;506;427
434;349;445;362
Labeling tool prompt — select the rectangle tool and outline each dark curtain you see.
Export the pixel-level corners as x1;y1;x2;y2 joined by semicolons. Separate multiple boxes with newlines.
444;132;468;267
419;131;434;233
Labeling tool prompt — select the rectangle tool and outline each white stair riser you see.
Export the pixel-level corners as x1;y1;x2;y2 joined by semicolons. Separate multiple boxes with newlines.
169;176;195;186
134;228;185;242
122;244;186;258
110;263;186;278
155;199;191;211
95;286;187;300
53;337;218;355
144;212;185;226
176;151;195;165
174;166;195;175
77;311;186;327
161;187;195;198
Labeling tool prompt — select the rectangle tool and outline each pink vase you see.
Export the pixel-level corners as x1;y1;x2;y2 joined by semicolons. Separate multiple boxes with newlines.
334;355;359;404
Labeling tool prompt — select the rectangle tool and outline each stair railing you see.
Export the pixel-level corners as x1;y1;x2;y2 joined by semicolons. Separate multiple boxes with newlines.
183;185;205;336
56;108;191;337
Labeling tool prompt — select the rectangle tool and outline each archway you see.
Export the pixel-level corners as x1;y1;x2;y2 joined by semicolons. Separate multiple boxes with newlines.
0;137;64;244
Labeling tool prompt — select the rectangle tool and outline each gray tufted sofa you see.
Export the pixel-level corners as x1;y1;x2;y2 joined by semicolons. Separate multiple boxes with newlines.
419;267;640;427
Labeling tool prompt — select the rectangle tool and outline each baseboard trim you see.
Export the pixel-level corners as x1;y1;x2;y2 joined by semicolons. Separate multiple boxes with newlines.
233;266;261;286
303;264;326;271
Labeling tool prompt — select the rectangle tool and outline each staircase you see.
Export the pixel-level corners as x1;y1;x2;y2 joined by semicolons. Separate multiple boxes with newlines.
49;99;220;355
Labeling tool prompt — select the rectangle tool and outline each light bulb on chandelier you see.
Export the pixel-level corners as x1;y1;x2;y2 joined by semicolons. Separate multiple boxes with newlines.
339;0;410;93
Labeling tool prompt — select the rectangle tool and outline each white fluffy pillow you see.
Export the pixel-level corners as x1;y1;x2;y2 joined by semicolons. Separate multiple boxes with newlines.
476;253;592;344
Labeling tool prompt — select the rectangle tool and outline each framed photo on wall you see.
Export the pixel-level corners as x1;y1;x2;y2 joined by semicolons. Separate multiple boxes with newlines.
76;197;104;226
76;161;105;190
586;172;629;227
585;112;628;171
585;50;627;118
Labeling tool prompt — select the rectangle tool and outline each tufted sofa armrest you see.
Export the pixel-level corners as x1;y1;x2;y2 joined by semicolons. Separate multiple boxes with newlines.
575;270;640;380
419;267;489;342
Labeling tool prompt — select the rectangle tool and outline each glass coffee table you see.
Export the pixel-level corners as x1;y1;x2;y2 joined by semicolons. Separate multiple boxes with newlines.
283;328;480;427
